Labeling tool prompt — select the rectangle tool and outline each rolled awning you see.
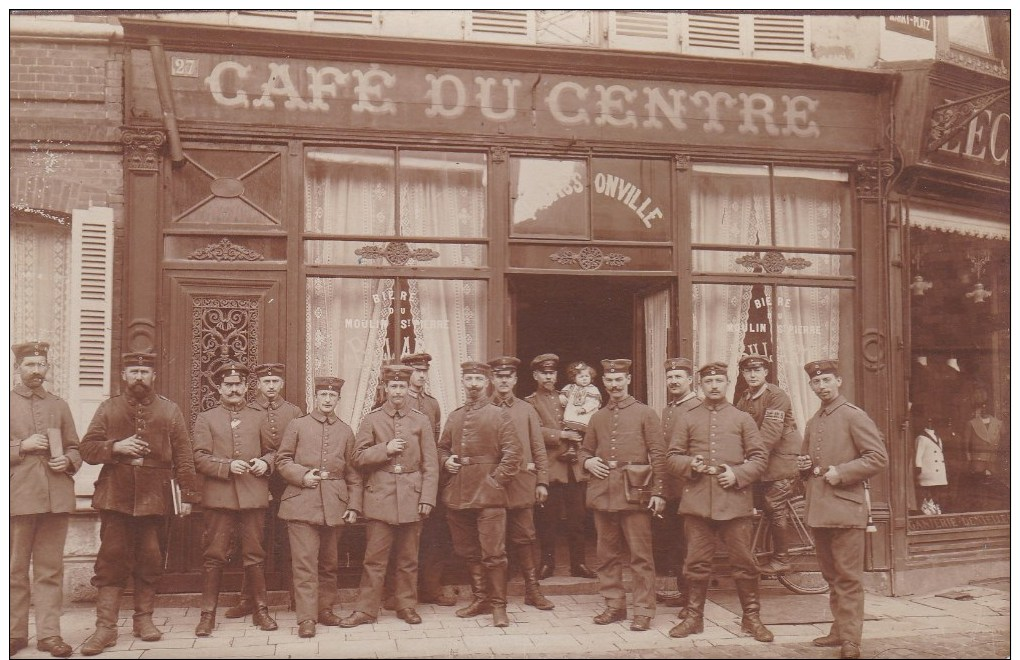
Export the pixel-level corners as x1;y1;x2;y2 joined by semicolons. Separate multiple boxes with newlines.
908;205;1010;241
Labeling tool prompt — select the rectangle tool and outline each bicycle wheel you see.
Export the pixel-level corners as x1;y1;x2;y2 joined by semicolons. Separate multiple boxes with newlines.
778;497;829;595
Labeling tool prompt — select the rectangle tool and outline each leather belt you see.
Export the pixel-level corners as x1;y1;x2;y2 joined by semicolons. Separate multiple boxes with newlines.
313;470;344;480
603;460;648;469
116;457;171;469
458;455;500;465
808;466;829;479
382;465;419;474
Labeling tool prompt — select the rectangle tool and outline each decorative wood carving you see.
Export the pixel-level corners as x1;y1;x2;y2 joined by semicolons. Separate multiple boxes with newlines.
673;154;691;171
122;128;166;172
355;241;440;266
927;86;1010;152
549;246;631;270
861;328;886;373
854;160;895;199
190;297;260;425
491;146;508;163
907;511;1010;531
189;238;265;262
735;250;811;274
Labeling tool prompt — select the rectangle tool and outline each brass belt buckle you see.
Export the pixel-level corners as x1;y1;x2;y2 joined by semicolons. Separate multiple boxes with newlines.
606;460;619;469
811;466;823;477
319;470;331;480
705;465;721;476
394;465;403;474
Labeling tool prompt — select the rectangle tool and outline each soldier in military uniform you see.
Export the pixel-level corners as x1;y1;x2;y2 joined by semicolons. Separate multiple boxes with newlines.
399;352;459;606
192;362;278;636
734;354;803;574
526;354;596;580
578;358;667;632
797;360;888;660
79;352;200;656
654;358;700;613
341;364;438;628
9;341;81;659
488;356;554;611
226;362;304;619
439;361;522;627
666;362;771;643
277;376;362;639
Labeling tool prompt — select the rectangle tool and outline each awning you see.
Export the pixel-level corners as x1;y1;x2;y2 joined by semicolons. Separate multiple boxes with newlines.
908;205;1009;241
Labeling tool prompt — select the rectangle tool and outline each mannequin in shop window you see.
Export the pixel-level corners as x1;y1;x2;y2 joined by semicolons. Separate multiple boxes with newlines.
964;403;1003;479
912;405;947;515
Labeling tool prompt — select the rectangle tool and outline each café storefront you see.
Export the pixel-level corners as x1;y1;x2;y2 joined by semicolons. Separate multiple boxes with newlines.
118;19;897;592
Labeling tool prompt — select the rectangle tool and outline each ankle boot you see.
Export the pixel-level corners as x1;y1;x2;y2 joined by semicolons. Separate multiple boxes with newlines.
487;565;510;627
247;564;279;631
736;578;774;642
761;524;796;574
455;563;491;618
131;586;162;641
81;587;122;656
517;546;554;610
656;574;689;612
224;573;254;618
195;567;222;637
668;580;707;638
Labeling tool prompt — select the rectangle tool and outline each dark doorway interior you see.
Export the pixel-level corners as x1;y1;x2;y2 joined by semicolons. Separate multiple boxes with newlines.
512;274;642;399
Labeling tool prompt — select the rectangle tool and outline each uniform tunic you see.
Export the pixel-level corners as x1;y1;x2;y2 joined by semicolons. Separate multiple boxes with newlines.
526;386;589;569
353;401;437;615
80;391;199;589
735;383;801;482
655;391;700;579
578;395;666;617
10;384;81;641
494;394;549;546
666;400;767;582
801;394;887;647
193;402;276;568
252;394;303;499
439;399;522;568
276;410;363;622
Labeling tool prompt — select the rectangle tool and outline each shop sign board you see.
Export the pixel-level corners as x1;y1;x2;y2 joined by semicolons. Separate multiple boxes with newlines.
928;83;1010;180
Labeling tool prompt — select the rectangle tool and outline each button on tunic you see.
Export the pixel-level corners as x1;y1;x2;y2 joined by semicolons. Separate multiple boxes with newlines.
493;394;549;508
439;399;522;510
193;403;275;510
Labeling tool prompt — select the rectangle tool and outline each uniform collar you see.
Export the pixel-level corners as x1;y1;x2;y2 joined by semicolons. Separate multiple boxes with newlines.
381;400;406;417
608;395;636;410
702;399;731;412
669;391;696;406
746;383;769;400
464;397;489;411
493;394;515;408
220;400;247;413
255;393;282;410
821;395;848;416
311;409;338;424
13;383;46;399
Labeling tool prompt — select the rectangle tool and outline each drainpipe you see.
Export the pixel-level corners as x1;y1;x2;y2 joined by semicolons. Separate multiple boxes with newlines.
148;37;185;163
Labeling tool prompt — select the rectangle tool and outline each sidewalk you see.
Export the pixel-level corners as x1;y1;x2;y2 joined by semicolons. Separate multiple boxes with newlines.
14;582;1009;659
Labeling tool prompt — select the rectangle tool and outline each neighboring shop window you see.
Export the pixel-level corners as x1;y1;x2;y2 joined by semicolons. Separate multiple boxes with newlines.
690;163;854;429
305;277;487;431
907;219;1009;516
510;156;671;241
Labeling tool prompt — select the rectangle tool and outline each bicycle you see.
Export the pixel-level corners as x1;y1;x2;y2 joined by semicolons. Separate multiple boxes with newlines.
750;492;829;595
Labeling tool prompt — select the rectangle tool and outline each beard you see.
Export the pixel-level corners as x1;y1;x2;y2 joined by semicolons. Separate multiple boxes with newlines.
128;381;153;398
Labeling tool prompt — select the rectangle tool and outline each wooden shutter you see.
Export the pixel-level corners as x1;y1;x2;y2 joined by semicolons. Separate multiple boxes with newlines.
753;14;808;57
685;12;744;54
68;207;114;431
313;10;381;34
537;10;596;46
609;11;678;52
468;10;534;43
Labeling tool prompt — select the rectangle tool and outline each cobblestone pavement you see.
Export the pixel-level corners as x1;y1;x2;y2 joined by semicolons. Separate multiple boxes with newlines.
12;584;1009;659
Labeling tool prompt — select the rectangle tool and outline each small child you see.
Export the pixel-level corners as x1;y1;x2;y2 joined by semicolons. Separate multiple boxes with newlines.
559;362;602;463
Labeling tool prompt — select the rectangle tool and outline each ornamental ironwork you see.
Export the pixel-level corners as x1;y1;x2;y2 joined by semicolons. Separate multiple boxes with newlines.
190;297;260;426
549;247;631;270
354;241;440;266
189;238;264;262
927;86;1009;152
735;250;811;274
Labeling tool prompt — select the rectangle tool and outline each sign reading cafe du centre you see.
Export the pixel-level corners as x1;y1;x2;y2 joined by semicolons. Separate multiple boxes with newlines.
132;51;881;152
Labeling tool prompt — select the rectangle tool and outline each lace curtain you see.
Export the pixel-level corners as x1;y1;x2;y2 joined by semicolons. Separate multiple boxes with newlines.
10;219;71;398
643;289;670;413
691;167;845;427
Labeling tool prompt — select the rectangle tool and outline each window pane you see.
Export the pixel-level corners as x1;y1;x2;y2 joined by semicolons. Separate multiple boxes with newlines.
948;15;992;54
399;151;487;238
592;157;670;241
773;167;852;249
691;164;771;245
305;148;396;234
510;158;589;238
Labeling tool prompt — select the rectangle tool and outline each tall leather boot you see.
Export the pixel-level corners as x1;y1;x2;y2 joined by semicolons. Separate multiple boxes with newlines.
736;578;774;642
668;580;707;638
517;545;554;610
488;565;510;627
760;524;796;574
131;586;162;642
455;563;491;618
224;574;254;618
81;586;122;656
194;567;222;637
247;564;279;631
